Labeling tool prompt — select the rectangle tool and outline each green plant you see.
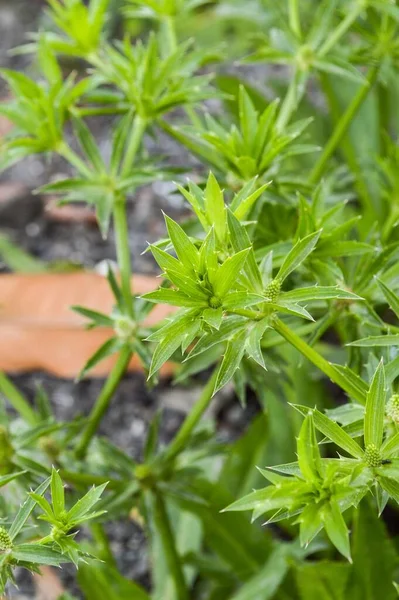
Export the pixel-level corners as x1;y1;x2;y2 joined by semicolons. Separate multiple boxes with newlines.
1;0;399;597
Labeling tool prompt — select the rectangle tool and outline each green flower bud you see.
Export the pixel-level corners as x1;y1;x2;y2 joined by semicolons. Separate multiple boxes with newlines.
296;44;314;71
114;316;136;340
51;524;67;540
386;394;399;424
134;464;155;488
0;527;13;551
264;279;281;303
209;295;222;309
364;443;382;468
39;436;60;459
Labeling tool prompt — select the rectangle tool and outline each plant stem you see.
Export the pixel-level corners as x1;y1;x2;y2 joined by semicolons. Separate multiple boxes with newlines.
261;320;322;349
378;81;390;152
230;308;261;320
75;346;132;459
37;535;53;545
185;105;203;129
318;5;362;57
158;117;227;172
58;142;92;179
319;72;374;217
273;317;334;377
272;317;366;403
113;197;134;318
276;68;304;131
288;0;302;39
151;488;189;600
91;523;117;566
120;114;147;178
161;15;178;54
0;373;37;425
308;64;380;185
164;368;219;463
74;115;142;459
76;106;129;117
59;469;122;490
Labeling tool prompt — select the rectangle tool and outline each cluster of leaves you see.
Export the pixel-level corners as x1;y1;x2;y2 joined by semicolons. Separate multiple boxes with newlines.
38;0;109;57
1;0;399;598
0;42;93;170
0;471;105;594
226;360;399;562
162;86;318;186
143;173;361;394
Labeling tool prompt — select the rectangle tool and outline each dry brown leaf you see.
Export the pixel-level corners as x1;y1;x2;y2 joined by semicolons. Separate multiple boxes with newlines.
43;195;98;225
0;272;175;378
0;116;13;138
0;182;28;206
34;567;65;600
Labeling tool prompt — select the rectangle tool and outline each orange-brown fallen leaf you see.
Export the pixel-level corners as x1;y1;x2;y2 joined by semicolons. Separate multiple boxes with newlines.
43;195;98;225
0;115;13;138
0;182;28;206
34;567;65;600
0;272;175;378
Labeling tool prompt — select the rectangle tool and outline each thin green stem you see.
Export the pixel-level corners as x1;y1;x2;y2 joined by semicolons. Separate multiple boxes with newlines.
272;317;366;403
288;0;302;39
382;208;399;242
276;68;304;131
378;81;390;153
73;115;142;459
161;15;178;54
58;142;92;179
59;469;122;490
151;488;189;600
76;106;129;117
113;197;134;318
185;105;203;130
261;320;324;349
319;72;374;217
75;347;132;459
0;373;37;425
91;523;117;566
230;308;262;320
120;114;147;178
310;311;337;340
158;116;227;172
273;317;335;378
308;64;380;185
318;5;362;57
164;368;219;463
37;535;53;545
